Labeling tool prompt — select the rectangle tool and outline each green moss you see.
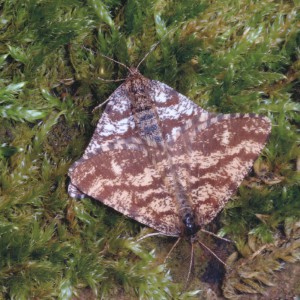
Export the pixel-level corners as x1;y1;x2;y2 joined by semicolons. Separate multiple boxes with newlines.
0;0;299;298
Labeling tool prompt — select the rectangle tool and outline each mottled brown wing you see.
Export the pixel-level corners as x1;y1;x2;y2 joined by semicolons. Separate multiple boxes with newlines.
70;147;182;236
68;79;207;198
168;113;272;227
70;113;271;236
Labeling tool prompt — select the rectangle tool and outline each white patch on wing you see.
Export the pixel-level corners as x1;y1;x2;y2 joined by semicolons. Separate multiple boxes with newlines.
155;90;168;103
111;159;122;175
105;88;130;114
168;126;181;140
158;105;194;120
100;116;135;136
220;129;231;145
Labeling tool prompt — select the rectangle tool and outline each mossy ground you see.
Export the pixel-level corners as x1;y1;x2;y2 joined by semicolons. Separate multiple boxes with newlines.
0;0;299;299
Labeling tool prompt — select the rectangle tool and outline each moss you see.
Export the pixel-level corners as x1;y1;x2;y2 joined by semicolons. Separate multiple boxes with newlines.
223;218;300;298
0;0;299;298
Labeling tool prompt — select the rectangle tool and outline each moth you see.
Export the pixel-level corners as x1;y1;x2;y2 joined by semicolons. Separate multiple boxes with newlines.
68;49;271;245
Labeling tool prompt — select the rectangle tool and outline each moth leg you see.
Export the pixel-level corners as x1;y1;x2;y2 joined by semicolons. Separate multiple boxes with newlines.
183;241;194;291
136;232;178;242
197;239;228;267
164;237;182;263
200;229;232;243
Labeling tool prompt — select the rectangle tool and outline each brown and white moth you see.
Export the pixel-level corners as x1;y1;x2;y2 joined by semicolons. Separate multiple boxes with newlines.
68;51;271;240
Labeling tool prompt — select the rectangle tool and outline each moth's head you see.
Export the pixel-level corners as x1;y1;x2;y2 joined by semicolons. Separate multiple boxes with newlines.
183;212;200;237
128;67;141;77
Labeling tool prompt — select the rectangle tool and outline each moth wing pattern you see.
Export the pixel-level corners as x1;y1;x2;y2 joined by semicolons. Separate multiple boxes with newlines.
68;79;208;198
68;73;272;236
167;113;272;227
70;147;182;236
69;90;271;236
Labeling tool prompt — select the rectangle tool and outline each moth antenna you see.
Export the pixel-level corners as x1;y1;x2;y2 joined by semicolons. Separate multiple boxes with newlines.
99;53;131;72
164;237;182;263
92;97;111;112
136;232;178;242
97;76;126;83
200;229;232;243
83;45;130;73
136;26;177;69
197;239;228;267
184;241;194;291
93;75;126;112
136;40;161;69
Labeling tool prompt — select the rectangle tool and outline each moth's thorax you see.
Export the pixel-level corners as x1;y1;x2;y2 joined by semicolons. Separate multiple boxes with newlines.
125;70;164;144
